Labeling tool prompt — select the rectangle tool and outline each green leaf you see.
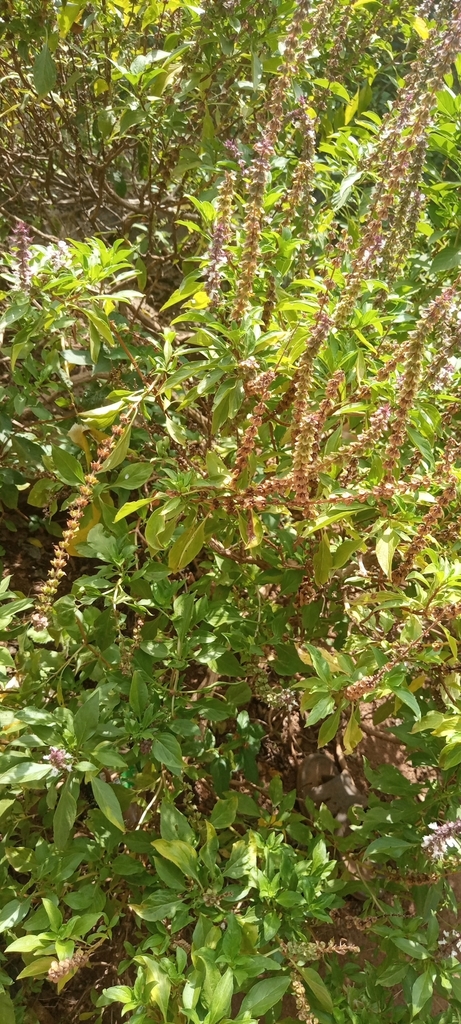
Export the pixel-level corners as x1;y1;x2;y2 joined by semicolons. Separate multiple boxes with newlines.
92;745;124;781
364;836;415;859
113;464;153;490
298;967;334;1013
51;445;85;486
224;837;257;878
301;644;333;684
16;957;55;979
160;801;194;843
28;478;61;507
168;519;206;571
343;708;364;753
430;245;461;274
33;44;57;97
83;524;118;562
216;652;245;677
0;763;52;786
375;528;399;579
412;970;434;1016
200;821;219;872
114;497;150;522
152;839;200;880
393;686;421;720
135;955;171;1021
317;708;341;747
439;741;461;770
101;428;132;471
165;416;188;446
210;795;238;829
376;963;408;988
145;498;181;535
89;321;101;362
239;976;291;1017
304;696;334;725
129;672;150;718
239;510;264;549
0;991;16;1024
74;690;100;746
412;711;444;734
130;894;184;922
160;275;202;311
390;936;429;960
42;898;63;932
332;170;363;211
313;533;332;585
272;643;308;676
0;898;31;933
58;1;86;37
5;934;44;953
333;538;362;568
206;451;229;480
80;401;125;429
53;775;79;851
82;308;115;347
205;968;234;1024
0;303;28;330
98;986;133;1005
152;733;183;775
91;777;126;832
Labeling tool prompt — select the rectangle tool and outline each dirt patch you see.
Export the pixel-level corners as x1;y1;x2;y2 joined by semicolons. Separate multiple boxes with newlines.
1;501;96;600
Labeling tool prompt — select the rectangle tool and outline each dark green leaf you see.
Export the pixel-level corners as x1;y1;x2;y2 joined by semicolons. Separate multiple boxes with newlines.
91;777;126;832
210;795;238;829
53;775;79;851
51;446;85;486
152;733;183;775
239;976;291;1017
0;898;31;933
168;519;205;571
33;44;57;97
298;967;334;1012
74;690;100;746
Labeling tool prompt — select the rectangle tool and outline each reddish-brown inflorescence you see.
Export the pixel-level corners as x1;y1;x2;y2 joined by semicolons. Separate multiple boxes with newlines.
317;404;392;483
231;0;314;321
393;440;460;582
232;371;277;482
334;7;461;324
291;297;333;506
299;369;346;488
47;949;88;984
205;171;235;305
35;414;131;623
383;280;461;478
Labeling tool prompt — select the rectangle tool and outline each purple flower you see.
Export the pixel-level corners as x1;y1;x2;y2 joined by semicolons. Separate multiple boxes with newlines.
422;819;461;860
10;220;32;290
224;139;245;170
433;359;456;392
43;747;72;773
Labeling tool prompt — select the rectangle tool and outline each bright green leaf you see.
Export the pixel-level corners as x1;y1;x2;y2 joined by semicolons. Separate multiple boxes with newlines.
91;777;126;832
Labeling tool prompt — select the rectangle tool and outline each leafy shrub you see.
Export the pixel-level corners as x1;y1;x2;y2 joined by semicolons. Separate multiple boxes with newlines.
1;1;461;1022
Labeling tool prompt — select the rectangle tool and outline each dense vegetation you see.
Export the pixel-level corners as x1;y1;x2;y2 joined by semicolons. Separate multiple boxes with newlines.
1;0;461;1020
